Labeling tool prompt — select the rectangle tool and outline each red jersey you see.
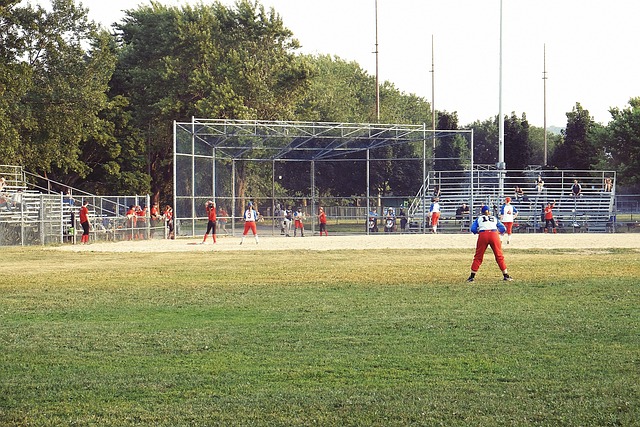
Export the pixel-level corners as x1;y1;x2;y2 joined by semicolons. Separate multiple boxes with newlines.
207;205;217;221
79;205;89;223
319;211;327;224
544;204;555;220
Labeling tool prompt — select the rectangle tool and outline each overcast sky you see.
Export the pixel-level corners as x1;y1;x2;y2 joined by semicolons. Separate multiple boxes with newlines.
24;0;640;127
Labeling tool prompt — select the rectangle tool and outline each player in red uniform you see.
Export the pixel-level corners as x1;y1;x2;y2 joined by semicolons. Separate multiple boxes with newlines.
79;200;90;244
318;207;328;236
544;200;557;233
467;205;512;283
201;200;217;244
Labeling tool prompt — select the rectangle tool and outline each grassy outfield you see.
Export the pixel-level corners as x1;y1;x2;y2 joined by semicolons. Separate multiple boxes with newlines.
1;247;638;426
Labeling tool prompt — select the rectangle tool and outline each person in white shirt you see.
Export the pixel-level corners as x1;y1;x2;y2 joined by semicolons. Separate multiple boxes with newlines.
429;197;441;233
499;197;518;244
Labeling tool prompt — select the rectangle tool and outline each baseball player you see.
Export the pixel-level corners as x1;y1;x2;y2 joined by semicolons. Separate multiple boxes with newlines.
201;200;217;244
429;197;441;233
467;205;513;283
499;197;518;244
240;201;259;244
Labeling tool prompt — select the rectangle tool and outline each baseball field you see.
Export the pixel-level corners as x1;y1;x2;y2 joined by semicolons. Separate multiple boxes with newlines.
1;234;638;426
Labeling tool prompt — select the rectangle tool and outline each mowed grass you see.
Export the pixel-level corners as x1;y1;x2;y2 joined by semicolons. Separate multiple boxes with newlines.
1;247;638;426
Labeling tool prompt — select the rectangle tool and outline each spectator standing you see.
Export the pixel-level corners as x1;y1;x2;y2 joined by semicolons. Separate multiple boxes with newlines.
467;205;512;283
164;205;174;239
283;206;293;237
275;203;285;235
79;200;90;244
536;175;545;195
240;201;259;244
201;200;217;244
500;197;518;244
398;209;408;232
318;206;328;236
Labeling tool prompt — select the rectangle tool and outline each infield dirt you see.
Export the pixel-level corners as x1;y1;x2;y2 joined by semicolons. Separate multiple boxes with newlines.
52;232;640;253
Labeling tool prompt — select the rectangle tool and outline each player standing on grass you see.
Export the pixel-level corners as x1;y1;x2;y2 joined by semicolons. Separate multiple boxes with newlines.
544;200;557;233
429;197;441;233
467;205;513;283
240;201;259;245
318;206;328;236
201;200;217;244
79;199;90;244
499;197;518;244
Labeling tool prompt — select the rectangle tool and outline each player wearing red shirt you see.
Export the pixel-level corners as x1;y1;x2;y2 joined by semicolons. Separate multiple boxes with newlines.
79;200;90;244
318;207;328;236
544;201;557;233
202;200;217;244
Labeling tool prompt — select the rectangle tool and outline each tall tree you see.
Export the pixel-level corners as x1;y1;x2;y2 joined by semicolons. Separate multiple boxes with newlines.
113;0;312;203
467;117;498;166
602;97;640;190
434;111;467;171
551;102;602;170
1;0;117;185
504;112;531;170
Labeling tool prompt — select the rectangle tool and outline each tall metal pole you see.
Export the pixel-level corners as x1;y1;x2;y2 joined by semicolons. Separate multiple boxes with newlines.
543;43;548;166
431;34;436;151
375;0;380;122
498;0;505;197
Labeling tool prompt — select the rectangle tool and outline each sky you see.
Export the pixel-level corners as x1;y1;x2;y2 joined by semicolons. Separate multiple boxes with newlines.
23;0;640;128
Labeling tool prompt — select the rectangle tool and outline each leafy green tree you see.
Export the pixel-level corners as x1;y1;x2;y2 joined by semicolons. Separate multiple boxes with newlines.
467;117;498;166
434;111;467;171
504;112;531;170
7;0;116;184
527;125;562;167
550;102;602;170
602;97;640;189
113;0;312;203
296;54;375;122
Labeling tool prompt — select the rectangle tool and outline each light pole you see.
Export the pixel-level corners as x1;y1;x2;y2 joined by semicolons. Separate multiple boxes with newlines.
374;0;380;122
498;0;505;198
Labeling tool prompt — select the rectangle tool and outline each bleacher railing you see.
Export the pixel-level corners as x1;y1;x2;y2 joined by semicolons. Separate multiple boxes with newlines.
1;165;162;246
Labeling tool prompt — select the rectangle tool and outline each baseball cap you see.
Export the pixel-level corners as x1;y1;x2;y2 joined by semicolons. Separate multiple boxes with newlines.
481;205;491;213
505;197;511;203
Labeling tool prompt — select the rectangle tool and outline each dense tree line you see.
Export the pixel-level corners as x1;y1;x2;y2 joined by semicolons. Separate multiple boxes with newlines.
1;0;639;205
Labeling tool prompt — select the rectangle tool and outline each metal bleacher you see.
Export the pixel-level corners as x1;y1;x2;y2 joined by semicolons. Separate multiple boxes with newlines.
407;167;616;233
1;165;157;246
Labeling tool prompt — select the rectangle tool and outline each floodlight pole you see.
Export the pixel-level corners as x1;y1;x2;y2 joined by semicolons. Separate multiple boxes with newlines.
543;43;548;166
366;149;371;235
498;0;505;198
374;0;380;122
311;160;316;235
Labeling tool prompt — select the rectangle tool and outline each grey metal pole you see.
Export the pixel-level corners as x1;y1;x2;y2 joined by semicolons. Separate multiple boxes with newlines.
543;43;548;166
498;0;505;197
374;0;380;122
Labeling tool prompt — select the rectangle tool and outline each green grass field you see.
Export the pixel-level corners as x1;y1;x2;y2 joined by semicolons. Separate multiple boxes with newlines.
1;247;638;426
